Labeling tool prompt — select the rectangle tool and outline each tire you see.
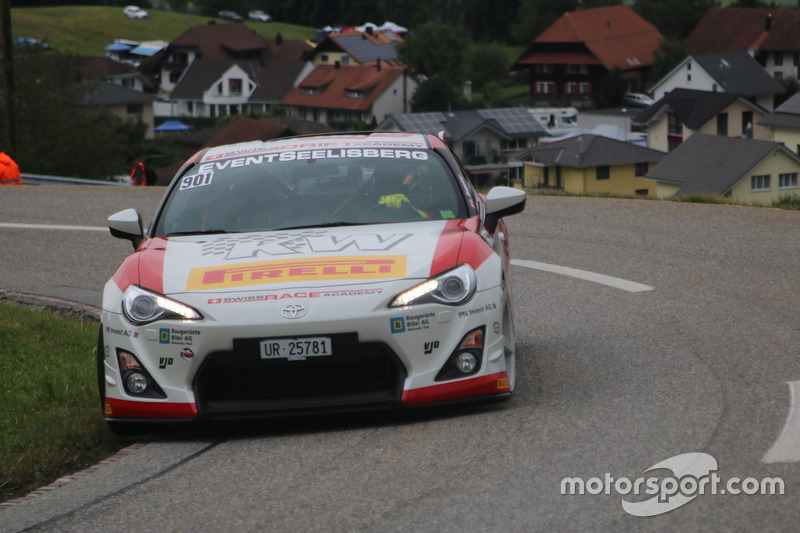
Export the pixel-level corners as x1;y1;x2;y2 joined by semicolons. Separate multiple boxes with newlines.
97;326;106;409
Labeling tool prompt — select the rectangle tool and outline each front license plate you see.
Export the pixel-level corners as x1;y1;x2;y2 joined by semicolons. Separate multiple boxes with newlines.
260;336;333;360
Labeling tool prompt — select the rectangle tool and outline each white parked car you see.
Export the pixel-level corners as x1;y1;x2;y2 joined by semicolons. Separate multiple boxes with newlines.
248;10;272;22
123;5;148;19
623;92;654;108
99;132;526;434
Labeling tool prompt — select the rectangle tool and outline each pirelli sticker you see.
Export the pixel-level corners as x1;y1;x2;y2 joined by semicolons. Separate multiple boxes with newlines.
187;255;406;290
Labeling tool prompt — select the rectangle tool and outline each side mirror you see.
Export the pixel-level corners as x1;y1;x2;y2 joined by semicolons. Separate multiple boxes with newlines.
484;186;526;232
108;209;144;249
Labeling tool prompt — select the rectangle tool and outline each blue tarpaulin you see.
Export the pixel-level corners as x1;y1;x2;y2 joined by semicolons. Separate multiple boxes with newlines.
105;42;133;52
154;120;195;132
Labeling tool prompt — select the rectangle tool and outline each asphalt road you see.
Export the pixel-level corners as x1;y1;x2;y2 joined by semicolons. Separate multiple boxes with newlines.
1;186;798;531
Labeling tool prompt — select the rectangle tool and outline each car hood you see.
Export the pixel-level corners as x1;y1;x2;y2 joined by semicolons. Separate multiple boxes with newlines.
115;219;494;299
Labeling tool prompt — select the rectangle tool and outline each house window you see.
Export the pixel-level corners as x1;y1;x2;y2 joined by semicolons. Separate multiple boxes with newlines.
742;111;753;139
345;89;365;99
579;65;588;74
717;113;728;136
341;55;350;65
565;82;577;94
596;166;610;180
775;71;784;81
169;71;181;83
635;189;649;196
126;104;143;115
751;174;770;191
668;137;682;151
635;162;648;176
216;82;223;95
536;81;554;95
536;64;553;74
779;172;798;189
320;54;329;63
775;52;783;66
579;83;591;94
687;73;692;82
229;78;242;96
668;113;682;135
502;138;527;150
301;87;321;96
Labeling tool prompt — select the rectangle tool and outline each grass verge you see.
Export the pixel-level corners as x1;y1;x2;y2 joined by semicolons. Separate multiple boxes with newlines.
0;302;132;504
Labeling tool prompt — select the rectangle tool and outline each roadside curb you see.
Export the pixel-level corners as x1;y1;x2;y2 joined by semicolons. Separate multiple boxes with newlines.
0;291;142;510
0;290;101;322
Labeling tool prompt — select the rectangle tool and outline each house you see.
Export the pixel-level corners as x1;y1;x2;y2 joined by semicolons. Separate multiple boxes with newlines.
157;22;277;93
76;56;154;93
307;28;404;68
687;8;800;82
167;58;306;117
514;134;665;196
79;82;162;139
758;92;800;155
512;5;663;99
645;133;800;204
634;88;771;152
281;63;416;127
648;51;784;111
379;107;548;186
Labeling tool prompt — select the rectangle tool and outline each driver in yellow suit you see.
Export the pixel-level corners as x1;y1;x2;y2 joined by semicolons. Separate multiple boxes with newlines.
377;169;429;218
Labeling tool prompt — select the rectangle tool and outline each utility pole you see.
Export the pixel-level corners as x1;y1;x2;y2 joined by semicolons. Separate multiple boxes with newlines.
0;0;16;157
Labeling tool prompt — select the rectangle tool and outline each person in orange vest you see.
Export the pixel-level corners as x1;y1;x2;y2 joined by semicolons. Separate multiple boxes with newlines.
127;155;147;186
0;152;22;185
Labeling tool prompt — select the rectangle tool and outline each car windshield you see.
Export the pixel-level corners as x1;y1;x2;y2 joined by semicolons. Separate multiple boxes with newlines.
154;149;468;236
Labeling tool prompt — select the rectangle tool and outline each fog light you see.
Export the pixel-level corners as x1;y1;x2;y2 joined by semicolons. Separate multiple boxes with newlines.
455;352;478;374
126;372;148;394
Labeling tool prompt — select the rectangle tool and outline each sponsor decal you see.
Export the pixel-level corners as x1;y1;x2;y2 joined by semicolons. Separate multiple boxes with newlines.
158;327;200;346
207;288;384;304
458;302;497;319
198;149;428;172
201;231;412;260
105;326;139;339
390;317;406;333
158;357;174;369
424;341;440;354
187;255;406;290
390;312;434;333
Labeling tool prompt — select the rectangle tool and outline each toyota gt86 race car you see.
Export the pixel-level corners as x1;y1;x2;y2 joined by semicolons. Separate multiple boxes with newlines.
100;132;526;433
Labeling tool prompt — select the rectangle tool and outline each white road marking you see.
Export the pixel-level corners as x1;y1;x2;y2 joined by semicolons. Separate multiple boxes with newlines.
511;259;654;293
763;381;800;463
0;222;106;232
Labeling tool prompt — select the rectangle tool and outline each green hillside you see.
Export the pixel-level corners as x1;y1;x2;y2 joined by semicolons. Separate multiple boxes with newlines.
11;6;317;56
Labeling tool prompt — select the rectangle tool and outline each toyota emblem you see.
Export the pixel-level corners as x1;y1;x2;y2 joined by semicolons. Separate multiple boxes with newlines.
281;304;307;319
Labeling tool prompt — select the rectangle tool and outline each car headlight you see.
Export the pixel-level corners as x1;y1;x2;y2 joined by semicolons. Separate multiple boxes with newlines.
390;264;477;307
123;285;202;325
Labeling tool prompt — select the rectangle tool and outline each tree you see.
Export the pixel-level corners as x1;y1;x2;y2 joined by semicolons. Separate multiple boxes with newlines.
410;74;468;112
397;21;466;80
1;50;147;179
464;42;512;93
652;38;690;82
632;0;720;40
593;66;627;108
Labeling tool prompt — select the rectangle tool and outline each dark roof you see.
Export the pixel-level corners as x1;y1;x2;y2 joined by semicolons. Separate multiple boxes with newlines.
687;8;800;54
79;82;161;106
384;108;547;142
249;61;306;104
515;5;663;71
263;38;313;62
76;56;138;81
170;59;232;99
517;134;665;168
645;133;795;196
634;88;758;129
691;51;784;97
758;92;800;130
167;22;269;60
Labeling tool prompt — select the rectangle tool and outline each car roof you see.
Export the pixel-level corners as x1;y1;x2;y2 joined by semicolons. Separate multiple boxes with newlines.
197;132;441;163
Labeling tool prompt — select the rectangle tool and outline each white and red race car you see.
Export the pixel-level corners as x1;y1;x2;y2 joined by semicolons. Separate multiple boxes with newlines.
100;132;525;433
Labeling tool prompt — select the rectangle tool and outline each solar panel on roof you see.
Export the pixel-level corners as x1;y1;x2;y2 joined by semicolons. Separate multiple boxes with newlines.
479;108;543;134
395;113;446;133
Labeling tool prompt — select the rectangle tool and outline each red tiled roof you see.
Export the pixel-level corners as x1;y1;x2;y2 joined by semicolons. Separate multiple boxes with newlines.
687;8;800;53
282;64;403;111
518;5;663;70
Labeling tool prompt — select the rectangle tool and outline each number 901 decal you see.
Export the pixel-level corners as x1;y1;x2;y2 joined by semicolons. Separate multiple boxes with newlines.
180;172;213;191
